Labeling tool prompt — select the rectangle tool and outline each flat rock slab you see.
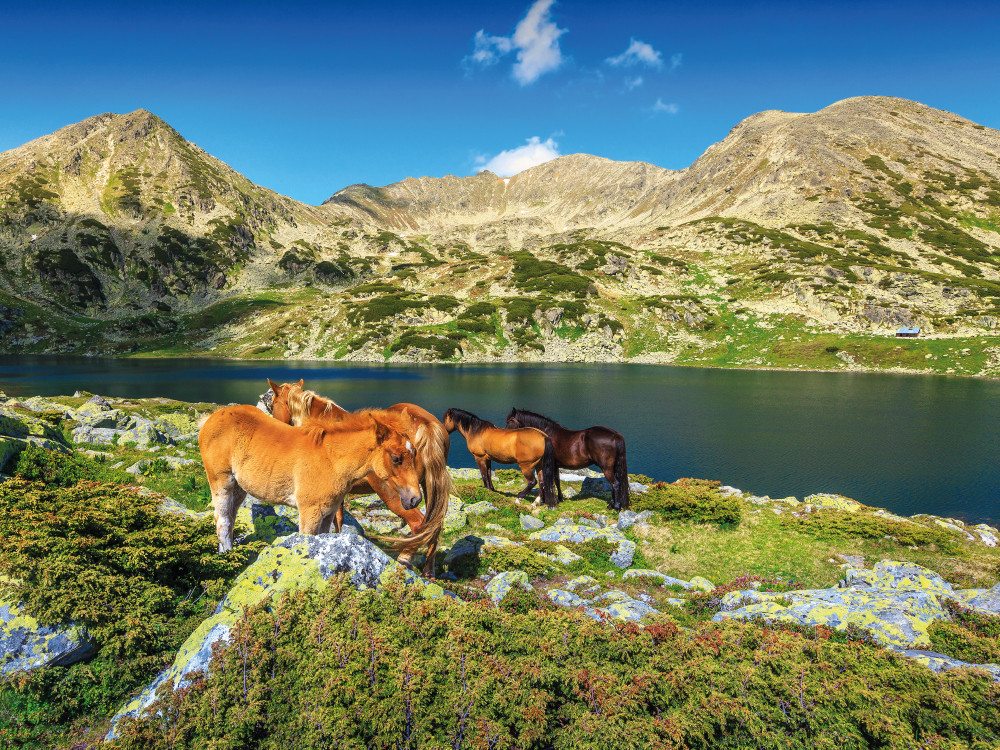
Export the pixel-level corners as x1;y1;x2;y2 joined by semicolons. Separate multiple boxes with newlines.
520;514;544;530
464;501;497;516
715;587;946;648
0;599;94;676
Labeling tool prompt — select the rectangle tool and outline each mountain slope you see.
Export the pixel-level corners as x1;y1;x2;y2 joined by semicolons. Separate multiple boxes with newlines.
2;97;999;376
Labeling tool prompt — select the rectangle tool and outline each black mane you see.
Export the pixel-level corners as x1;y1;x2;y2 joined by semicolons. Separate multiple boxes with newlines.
508;408;560;430
445;407;494;436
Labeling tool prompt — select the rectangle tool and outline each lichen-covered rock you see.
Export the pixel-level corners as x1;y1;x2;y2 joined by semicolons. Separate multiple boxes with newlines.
609;539;636;569
443;508;468;533
616;510;653;530
964;582;1000;615
152;412;199;441
538;544;581;565
843;560;953;597
714;587;946;648
899;650;1000;682
119;420;170;449
689;576;716;593
0;404;69;446
107;532;426;739
486;571;532;603
520;514;544;530
464;501;497;516
804;493;862;512
547;589;586;607
600;598;659;622
0;598;94;676
972;524;998;547
564;575;597;591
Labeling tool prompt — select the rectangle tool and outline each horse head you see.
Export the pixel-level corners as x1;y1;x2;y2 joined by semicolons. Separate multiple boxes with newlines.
441;408;456;433
505;408;521;429
266;378;303;424
370;413;422;510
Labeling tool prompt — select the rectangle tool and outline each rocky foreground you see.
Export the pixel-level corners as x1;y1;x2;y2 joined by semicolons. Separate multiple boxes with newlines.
1;392;999;747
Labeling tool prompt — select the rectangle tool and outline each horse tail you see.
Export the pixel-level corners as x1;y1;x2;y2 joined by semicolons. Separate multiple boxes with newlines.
540;436;559;507
375;417;451;561
613;432;630;510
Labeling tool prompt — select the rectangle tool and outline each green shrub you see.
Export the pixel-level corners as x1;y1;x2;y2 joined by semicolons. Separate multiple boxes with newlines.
929;600;1000;665
456;318;494;334
780;510;961;552
0;479;259;747
510;251;592;297
633;478;742;526
9;444;131;486
480;544;558;579
110;579;1000;748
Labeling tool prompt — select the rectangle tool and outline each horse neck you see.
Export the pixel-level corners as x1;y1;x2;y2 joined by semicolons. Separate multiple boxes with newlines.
320;424;383;476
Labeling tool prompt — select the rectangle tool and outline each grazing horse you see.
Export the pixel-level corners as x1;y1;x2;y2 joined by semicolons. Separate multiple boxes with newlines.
266;379;451;578
199;404;420;553
505;408;630;511
442;407;559;507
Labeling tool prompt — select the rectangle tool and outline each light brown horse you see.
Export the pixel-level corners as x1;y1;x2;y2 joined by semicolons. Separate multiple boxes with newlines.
266;379;451;578
199;404;420;553
442;407;559;507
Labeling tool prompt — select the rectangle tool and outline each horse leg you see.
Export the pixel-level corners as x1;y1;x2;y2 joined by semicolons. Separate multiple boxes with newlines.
207;471;239;553
515;461;537;500
298;503;324;536
600;462;620;511
421;542;437;579
475;456;493;491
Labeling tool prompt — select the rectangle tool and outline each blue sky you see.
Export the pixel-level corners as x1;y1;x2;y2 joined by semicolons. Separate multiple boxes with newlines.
1;0;998;204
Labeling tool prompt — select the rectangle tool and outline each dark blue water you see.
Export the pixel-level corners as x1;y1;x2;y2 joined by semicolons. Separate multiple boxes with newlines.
1;355;997;526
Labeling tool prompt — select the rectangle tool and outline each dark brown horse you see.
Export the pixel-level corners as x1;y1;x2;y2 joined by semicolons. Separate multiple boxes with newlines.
505;408;629;510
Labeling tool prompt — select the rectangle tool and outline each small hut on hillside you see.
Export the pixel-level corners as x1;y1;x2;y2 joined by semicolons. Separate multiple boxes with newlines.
896;326;921;338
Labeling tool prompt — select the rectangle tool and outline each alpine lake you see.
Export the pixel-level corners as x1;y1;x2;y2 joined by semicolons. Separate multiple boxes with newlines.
0;355;996;526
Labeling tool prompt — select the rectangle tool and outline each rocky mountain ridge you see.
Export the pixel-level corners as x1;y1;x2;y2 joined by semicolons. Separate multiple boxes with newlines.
2;97;1000;375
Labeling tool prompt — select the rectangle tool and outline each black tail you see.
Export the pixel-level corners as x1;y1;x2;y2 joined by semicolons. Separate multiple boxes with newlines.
612;434;630;510
539;437;560;507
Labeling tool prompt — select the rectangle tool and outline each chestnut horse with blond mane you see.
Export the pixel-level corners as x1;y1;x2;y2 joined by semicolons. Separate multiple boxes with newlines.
199;404;421;554
266;379;451;578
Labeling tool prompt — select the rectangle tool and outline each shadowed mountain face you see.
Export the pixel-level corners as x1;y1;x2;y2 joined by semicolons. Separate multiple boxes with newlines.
2;98;1000;375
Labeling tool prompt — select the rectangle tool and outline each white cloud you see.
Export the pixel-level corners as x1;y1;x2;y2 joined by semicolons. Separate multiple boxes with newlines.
669;52;682;71
475;136;561;177
653;99;679;114
465;0;567;86
470;29;513;67
625;75;644;90
606;38;663;69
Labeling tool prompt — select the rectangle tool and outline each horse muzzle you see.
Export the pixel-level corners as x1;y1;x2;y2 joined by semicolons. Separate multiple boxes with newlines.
398;486;421;510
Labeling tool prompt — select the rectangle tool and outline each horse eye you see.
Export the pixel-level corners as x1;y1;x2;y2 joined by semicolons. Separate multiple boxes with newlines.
391;453;403;466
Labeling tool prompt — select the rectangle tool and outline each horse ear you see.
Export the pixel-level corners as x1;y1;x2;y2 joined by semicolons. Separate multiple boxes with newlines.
296;378;304;387
372;417;390;445
267;378;279;392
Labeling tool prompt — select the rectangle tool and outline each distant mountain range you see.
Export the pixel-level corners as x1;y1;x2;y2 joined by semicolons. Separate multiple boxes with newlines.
1;96;999;375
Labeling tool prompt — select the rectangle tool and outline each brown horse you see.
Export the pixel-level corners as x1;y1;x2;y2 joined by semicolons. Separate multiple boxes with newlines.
198;404;421;553
442;407;559;507
266;379;451;578
505;408;630;510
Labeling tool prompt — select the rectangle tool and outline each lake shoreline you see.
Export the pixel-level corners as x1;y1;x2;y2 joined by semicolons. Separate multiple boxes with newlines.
114;349;1000;381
